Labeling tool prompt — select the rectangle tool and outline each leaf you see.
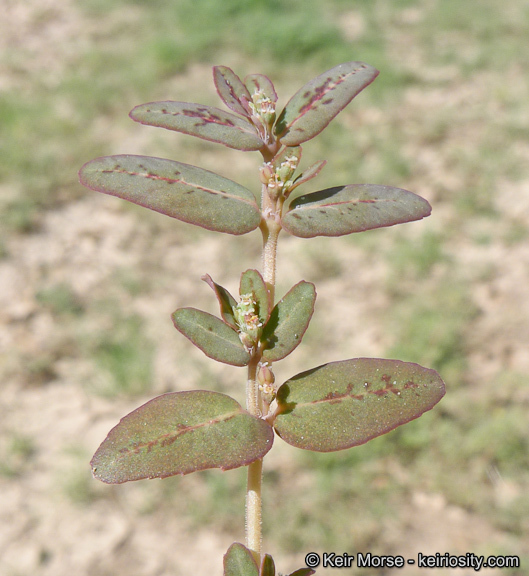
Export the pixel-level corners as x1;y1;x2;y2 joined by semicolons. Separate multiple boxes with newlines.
130;101;264;151
282;184;432;238
213;66;253;119
172;308;251;366
239;269;271;325
244;74;278;104
91;391;274;483
202;274;238;329
261;281;316;362
224;543;259;576
260;554;276;576
273;358;445;452
288;570;316;576
274;61;379;145
272;145;301;169
288;160;327;195
79;155;261;235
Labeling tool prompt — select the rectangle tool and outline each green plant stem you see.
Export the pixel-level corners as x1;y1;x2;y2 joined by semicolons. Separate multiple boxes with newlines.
245;186;281;564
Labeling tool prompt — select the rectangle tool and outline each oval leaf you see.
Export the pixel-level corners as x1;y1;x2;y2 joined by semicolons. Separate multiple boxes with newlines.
288;160;327;195
274;62;379;145
282;184;432;238
214;66;252;118
79;155;261;235
130;101;263;151
273;358;445;452
202;274;238;329
172;308;251;366
261;281;316;362
240;269;271;325
260;554;276;576
224;543;259;576
91;391;274;483
271;145;301;175
244;74;278;104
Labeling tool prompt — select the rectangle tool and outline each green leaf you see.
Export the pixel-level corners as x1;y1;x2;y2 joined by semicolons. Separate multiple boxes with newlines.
239;269;271;325
244;74;278;104
273;358;445;452
288;570;316;576
214;66;252;119
261;281;316;362
224;543;259;576
288;160;327;195
130;101;264;151
260;554;276;576
282;184;432;238
274;62;378;145
79;155;261;235
91;391;274;483
172;308;251;366
202;274;238;329
272;145;301;167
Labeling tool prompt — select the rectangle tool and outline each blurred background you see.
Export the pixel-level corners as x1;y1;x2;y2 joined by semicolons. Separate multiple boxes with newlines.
1;0;528;574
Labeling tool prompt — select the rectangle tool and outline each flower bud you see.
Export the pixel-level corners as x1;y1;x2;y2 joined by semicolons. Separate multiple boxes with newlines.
259;163;274;185
257;364;275;387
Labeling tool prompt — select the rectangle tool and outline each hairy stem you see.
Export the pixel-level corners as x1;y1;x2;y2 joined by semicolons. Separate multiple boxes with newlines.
245;355;262;563
245;185;281;564
260;183;282;301
245;455;263;564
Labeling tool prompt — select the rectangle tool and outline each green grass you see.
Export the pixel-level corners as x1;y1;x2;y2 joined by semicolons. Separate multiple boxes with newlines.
36;283;84;316
88;311;154;397
0;434;37;478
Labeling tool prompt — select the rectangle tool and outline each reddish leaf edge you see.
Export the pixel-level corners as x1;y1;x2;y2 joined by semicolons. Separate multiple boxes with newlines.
78;155;261;236
223;543;316;576
269;358;446;451
282;184;433;238
224;542;259;576
261;280;317;362
91;391;274;484
274;62;380;144
171;307;251;367
129;101;264;152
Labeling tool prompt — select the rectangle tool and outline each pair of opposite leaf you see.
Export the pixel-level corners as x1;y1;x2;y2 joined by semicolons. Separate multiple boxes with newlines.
79;62;432;238
91;358;445;484
86;62;445;486
172;269;316;367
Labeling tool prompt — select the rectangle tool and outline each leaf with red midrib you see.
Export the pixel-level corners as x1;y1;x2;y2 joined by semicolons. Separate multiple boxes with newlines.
79;155;261;235
91;391;274;483
244;74;277;105
130;101;264;151
274;62;379;145
282;184;432;238
273;358;445;452
214;66;253;119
